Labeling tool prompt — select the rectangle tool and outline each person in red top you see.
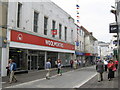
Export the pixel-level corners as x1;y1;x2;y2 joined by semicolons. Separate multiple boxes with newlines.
107;60;116;81
114;60;119;69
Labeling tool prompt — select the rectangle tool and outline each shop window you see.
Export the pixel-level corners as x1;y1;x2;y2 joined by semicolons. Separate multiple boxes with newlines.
59;53;71;66
44;16;48;35
71;30;73;42
17;2;22;28
52;20;56;37
65;27;67;41
59;24;62;39
33;11;39;33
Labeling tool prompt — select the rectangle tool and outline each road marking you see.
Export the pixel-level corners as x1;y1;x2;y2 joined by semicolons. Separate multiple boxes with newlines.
73;72;97;88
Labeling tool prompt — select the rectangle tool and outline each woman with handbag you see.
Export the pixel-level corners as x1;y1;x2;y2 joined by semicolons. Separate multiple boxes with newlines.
107;60;116;81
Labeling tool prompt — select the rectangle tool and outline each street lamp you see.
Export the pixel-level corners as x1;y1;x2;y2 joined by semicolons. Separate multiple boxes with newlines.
110;6;119;61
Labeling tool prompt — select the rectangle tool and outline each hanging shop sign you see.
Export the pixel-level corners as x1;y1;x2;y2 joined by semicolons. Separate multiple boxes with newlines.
109;23;118;33
51;29;57;35
85;53;92;56
10;30;75;50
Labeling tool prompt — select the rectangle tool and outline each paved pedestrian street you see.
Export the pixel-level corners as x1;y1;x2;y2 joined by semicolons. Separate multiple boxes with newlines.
4;66;97;88
2;66;118;89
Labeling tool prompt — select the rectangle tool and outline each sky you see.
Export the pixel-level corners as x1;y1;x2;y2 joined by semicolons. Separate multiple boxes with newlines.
51;0;115;43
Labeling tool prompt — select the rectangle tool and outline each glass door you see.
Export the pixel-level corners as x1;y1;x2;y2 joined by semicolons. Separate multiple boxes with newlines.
28;55;38;70
38;55;45;70
28;55;31;70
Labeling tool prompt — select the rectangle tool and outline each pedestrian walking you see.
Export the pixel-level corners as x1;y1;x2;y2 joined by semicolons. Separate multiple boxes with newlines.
73;59;77;69
96;59;104;82
103;59;108;72
78;59;82;66
57;59;62;76
9;59;17;84
107;60;116;81
77;60;79;66
70;59;73;68
45;59;51;80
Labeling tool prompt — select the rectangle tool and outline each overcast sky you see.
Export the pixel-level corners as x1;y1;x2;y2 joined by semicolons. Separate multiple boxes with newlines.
51;0;115;42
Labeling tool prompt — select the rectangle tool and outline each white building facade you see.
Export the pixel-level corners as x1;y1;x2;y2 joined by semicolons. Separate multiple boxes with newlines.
1;0;99;76
2;1;76;76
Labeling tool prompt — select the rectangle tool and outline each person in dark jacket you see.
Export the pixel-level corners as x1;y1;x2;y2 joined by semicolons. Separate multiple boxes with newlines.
70;60;73;68
57;61;62;76
96;59;104;82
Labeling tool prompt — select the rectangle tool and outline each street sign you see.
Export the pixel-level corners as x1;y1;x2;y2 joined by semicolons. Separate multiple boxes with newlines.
109;23;118;33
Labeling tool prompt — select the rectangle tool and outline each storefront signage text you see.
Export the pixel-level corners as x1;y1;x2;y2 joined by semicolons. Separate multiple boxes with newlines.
11;30;75;50
45;40;64;48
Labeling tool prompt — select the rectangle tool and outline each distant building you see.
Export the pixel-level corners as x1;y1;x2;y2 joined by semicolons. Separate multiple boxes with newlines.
74;25;85;61
81;26;98;64
98;41;110;59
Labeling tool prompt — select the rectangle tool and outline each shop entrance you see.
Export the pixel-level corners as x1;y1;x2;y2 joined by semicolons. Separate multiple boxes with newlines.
38;55;45;69
47;52;58;68
28;55;38;70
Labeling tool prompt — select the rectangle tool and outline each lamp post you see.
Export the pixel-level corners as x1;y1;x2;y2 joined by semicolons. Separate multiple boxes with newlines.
110;6;119;61
116;2;120;66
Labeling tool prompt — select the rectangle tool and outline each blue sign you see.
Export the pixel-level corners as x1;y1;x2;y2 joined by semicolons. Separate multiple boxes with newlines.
76;42;79;46
75;52;84;55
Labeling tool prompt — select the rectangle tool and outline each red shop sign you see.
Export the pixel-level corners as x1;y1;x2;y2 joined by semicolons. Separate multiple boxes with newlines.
85;53;92;56
10;30;75;50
